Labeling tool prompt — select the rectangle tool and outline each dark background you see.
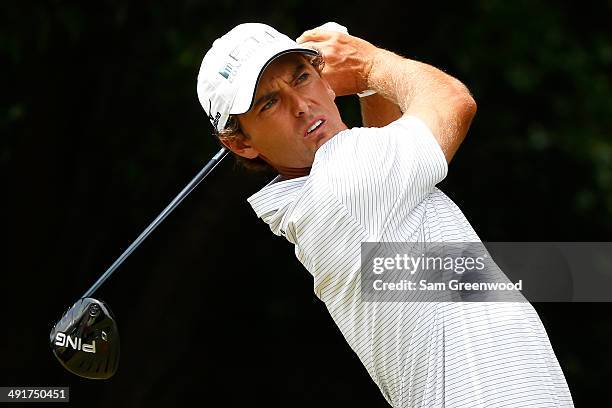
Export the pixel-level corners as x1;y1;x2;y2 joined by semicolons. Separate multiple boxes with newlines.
2;1;611;406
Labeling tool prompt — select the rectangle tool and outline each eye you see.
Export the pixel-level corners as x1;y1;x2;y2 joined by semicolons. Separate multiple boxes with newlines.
296;72;310;83
261;98;277;112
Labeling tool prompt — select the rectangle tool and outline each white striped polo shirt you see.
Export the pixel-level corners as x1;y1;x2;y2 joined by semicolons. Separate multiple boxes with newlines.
247;116;574;407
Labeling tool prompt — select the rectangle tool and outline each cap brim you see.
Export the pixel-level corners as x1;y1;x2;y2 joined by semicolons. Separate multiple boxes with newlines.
229;47;318;115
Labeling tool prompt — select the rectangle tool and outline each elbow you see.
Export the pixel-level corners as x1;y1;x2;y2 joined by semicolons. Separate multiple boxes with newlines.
463;92;477;138
464;91;477;122
458;84;477;123
465;92;477;117
445;78;477;124
453;84;477;137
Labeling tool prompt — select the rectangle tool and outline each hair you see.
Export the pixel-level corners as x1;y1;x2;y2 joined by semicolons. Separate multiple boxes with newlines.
216;50;325;172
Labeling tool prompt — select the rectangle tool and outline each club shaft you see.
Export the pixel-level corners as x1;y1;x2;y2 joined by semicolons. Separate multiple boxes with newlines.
81;147;229;299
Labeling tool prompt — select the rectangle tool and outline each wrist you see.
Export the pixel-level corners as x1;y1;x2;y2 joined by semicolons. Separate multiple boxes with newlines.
360;47;385;96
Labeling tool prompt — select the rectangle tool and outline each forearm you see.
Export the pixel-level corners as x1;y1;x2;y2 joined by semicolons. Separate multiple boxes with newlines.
359;93;402;127
366;49;477;162
295;27;476;159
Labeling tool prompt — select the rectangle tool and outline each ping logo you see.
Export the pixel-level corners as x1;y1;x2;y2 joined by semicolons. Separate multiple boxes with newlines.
55;332;96;353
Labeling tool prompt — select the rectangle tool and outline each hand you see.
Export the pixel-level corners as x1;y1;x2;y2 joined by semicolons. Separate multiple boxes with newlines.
296;29;378;97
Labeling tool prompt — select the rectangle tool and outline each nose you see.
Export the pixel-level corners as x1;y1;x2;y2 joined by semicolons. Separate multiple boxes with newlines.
287;88;309;117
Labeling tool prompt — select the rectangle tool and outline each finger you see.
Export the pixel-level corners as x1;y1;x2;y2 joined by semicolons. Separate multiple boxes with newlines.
316;22;348;35
296;40;319;50
296;29;330;43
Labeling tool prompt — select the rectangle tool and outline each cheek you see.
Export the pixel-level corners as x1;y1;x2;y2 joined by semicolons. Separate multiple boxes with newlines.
325;83;336;100
253;122;300;153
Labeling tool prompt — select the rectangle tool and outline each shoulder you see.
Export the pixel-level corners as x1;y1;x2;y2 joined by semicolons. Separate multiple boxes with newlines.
308;115;448;222
317;116;441;158
313;115;445;175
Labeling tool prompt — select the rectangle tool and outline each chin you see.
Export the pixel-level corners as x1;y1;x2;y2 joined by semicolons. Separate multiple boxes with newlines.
315;131;336;149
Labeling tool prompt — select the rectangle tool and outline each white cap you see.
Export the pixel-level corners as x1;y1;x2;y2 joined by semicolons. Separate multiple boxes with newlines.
197;23;317;134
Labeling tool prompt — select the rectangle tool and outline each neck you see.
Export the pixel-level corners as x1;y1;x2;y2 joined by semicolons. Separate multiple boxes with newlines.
276;165;311;179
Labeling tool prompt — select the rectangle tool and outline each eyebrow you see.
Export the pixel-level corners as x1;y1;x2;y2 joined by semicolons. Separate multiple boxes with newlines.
252;63;307;109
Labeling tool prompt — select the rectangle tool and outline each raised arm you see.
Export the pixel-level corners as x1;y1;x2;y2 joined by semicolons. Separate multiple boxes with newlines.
359;93;402;128
367;48;477;162
297;30;476;163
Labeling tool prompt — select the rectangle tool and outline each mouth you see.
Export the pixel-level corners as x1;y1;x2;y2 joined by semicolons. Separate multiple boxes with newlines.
304;118;326;138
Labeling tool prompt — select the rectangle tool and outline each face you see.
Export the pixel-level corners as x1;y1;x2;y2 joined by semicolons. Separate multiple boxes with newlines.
223;53;347;170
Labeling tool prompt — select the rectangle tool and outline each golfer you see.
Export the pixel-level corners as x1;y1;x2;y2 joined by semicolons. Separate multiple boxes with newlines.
197;22;574;407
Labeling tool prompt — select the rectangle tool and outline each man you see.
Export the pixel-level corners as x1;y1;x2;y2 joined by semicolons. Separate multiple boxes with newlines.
197;23;574;407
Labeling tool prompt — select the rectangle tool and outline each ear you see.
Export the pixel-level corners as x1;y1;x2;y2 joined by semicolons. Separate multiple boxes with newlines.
219;133;260;159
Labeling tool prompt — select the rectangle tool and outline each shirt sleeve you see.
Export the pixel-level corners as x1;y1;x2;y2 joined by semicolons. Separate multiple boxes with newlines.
316;115;448;235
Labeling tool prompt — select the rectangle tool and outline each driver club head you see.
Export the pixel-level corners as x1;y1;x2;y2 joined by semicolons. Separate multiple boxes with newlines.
48;149;229;379
50;298;119;379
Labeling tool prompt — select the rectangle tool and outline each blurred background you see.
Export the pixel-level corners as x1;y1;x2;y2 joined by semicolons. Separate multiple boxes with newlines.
2;0;611;406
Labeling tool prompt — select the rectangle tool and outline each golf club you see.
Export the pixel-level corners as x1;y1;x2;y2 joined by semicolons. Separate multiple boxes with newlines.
50;147;229;379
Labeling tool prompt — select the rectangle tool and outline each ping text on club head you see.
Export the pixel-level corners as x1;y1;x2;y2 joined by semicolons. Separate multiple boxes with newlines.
54;332;96;353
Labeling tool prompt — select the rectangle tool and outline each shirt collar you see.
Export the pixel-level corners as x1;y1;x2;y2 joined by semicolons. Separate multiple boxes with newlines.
247;175;308;219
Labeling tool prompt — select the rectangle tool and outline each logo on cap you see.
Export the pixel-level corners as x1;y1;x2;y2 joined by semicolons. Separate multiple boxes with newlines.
218;31;277;83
